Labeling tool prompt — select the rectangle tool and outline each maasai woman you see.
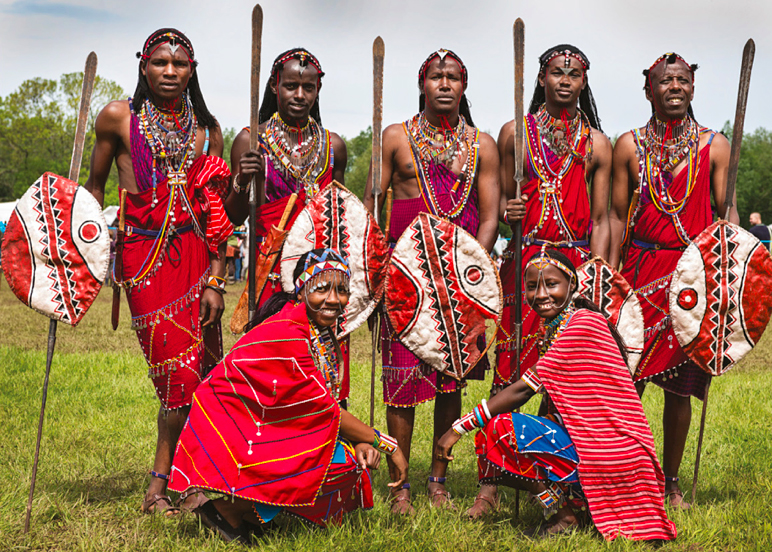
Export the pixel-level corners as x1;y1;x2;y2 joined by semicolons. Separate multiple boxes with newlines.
169;249;408;542
437;249;676;541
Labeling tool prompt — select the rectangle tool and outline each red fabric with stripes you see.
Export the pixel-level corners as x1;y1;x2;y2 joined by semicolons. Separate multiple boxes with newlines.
187;155;234;253
538;309;676;541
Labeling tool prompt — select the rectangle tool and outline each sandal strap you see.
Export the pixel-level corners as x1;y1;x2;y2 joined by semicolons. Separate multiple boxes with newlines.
473;493;498;509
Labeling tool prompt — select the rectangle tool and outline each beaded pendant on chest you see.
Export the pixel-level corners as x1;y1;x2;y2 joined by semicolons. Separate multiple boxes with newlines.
309;323;341;399
265;113;327;198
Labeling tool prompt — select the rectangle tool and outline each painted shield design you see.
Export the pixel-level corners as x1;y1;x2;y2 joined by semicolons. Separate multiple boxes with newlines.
576;257;644;376
670;220;772;376
2;172;110;326
280;181;389;337
386;213;502;380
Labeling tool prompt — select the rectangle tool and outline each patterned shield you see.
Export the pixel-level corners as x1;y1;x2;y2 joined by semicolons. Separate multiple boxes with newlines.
2;173;110;326
280;181;388;337
670;220;772;376
577;257;644;376
386;213;502;380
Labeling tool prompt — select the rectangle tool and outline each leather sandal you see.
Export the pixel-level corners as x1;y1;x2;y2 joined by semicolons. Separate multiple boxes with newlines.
427;476;456;510
665;487;692;510
466;492;499;519
177;488;209;513
389;483;415;515
141;493;179;517
194;500;247;543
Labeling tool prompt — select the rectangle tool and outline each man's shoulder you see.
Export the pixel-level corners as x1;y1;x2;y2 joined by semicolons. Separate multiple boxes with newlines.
99;99;131;121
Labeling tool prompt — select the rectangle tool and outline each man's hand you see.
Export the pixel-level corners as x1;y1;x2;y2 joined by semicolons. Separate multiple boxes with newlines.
505;194;528;226
237;149;265;186
199;288;225;327
386;448;409;489
354;443;381;470
436;429;462;462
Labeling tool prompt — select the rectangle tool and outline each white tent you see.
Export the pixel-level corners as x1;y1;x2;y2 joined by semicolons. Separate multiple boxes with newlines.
0;200;18;224
103;205;119;227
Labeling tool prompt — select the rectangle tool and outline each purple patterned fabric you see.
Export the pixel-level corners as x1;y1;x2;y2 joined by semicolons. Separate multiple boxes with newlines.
421;158;480;237
129;106;156;193
259;136;334;203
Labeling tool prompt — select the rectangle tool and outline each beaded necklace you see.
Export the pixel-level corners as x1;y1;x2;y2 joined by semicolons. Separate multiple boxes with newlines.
309;322;341;399
525;106;592;242
404;112;479;219
138;93;197;206
264;113;329;198
538;301;577;357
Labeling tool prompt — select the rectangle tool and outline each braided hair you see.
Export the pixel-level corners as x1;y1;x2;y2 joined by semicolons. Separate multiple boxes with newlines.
418;49;475;128
132;28;216;128
258;48;325;125
643;52;698;119
527;248;628;365
528;44;602;132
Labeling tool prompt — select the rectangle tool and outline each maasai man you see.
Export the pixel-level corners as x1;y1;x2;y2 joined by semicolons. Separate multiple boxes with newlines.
609;53;736;509
169;249;408;543
224;49;353;403
364;49;500;512
85;28;231;514
476;44;612;517
438;250;676;541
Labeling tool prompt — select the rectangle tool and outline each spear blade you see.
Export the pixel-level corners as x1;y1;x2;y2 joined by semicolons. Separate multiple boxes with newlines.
724;38;754;213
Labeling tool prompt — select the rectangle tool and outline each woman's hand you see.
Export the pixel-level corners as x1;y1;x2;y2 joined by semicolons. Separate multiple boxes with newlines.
436;429;462;462
386;448;409;489
354;443;381;470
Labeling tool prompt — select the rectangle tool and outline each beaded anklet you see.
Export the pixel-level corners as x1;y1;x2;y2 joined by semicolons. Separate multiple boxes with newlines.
149;470;169;481
427;476;446;484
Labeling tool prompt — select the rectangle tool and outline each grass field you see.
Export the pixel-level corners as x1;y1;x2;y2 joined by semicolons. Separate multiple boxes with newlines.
1;280;771;551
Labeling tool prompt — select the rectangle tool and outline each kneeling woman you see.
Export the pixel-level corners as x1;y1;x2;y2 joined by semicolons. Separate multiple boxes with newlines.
169;249;408;541
438;249;676;541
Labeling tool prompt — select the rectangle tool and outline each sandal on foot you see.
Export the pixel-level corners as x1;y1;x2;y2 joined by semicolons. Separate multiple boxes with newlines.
389;483;415;515
177;489;209;513
466;492;499;519
665;488;691;510
141;493;179;517
194;501;247;543
427;476;456;510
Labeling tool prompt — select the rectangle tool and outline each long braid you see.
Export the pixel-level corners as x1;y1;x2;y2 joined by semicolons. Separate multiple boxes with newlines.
528;44;602;132
258;48;325;125
132;28;216;128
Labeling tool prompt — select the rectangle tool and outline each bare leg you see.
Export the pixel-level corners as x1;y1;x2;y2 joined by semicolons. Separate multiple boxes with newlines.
663;390;692;509
143;406;189;514
468;386;503;519
386;405;415;514
428;390;461;507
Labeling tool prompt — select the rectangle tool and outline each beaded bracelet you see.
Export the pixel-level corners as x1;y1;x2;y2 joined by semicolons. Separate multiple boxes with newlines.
205;284;226;295
232;172;247;193
452;399;492;436
207;275;226;291
503;210;510;225
373;429;398;455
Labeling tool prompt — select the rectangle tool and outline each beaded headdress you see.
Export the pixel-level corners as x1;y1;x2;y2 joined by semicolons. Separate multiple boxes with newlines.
644;52;698;89
137;29;195;65
418;49;468;90
272;49;325;85
526;248;575;284
540;49;588;78
294;249;350;295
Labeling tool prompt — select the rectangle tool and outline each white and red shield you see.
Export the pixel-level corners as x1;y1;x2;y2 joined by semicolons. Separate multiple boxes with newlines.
577;257;644;376
670;220;772;376
386;213;502;380
280;181;389;337
2;173;110;326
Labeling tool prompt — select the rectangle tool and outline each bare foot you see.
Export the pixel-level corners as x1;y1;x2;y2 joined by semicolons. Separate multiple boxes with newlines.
466;485;498;519
389;488;415;515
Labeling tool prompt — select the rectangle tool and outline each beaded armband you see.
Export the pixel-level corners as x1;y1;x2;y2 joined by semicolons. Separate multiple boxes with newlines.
373;429;398;455
521;368;544;393
452;399;492;436
207;275;226;290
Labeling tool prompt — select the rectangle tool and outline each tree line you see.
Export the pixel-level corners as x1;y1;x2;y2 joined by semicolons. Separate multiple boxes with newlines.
1;73;770;231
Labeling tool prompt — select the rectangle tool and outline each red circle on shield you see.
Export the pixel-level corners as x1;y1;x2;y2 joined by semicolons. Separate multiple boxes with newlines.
677;288;698;311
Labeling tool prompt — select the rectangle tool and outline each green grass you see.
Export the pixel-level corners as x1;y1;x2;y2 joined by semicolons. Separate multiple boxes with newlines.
1;281;771;550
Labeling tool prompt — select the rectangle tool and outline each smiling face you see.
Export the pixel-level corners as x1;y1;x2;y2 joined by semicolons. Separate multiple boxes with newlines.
646;59;694;121
141;43;193;107
525;264;575;320
422;56;465;118
272;59;320;125
539;56;586;115
301;271;350;328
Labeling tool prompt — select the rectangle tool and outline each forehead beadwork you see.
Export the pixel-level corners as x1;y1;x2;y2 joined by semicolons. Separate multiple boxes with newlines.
138;30;195;65
646;52;696;83
418;48;468;90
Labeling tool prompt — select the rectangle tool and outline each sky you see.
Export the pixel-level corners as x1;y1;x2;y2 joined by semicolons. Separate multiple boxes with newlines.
1;0;771;141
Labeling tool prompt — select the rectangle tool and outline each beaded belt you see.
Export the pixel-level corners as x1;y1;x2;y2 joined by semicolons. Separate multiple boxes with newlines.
631;239;686;252
521;238;589;248
125;224;194;238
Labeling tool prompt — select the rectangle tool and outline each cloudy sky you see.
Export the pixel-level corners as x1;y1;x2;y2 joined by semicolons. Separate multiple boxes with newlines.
1;0;770;141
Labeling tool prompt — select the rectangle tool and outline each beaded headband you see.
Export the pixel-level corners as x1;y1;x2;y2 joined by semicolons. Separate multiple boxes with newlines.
541;49;588;77
294;250;350;295
525;250;575;284
418;49;468;90
272;49;325;84
645;52;696;82
137;30;195;65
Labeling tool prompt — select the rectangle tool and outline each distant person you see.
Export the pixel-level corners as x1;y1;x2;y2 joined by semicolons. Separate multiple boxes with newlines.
749;212;770;250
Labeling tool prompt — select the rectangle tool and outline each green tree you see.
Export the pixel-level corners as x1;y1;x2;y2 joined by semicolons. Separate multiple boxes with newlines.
723;121;772;229
0;73;124;203
342;127;372;201
222;126;237;170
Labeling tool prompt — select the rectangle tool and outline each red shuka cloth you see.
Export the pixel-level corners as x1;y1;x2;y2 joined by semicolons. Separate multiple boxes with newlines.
538;309;676;541
121;155;227;409
620;133;714;397
495;114;591;386
169;302;364;510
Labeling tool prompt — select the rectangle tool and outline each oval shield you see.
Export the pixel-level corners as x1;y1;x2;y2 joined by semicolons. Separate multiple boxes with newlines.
280;181;388;337
576;257;644;376
2;173;110;326
385;213;502;380
670;220;772;376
